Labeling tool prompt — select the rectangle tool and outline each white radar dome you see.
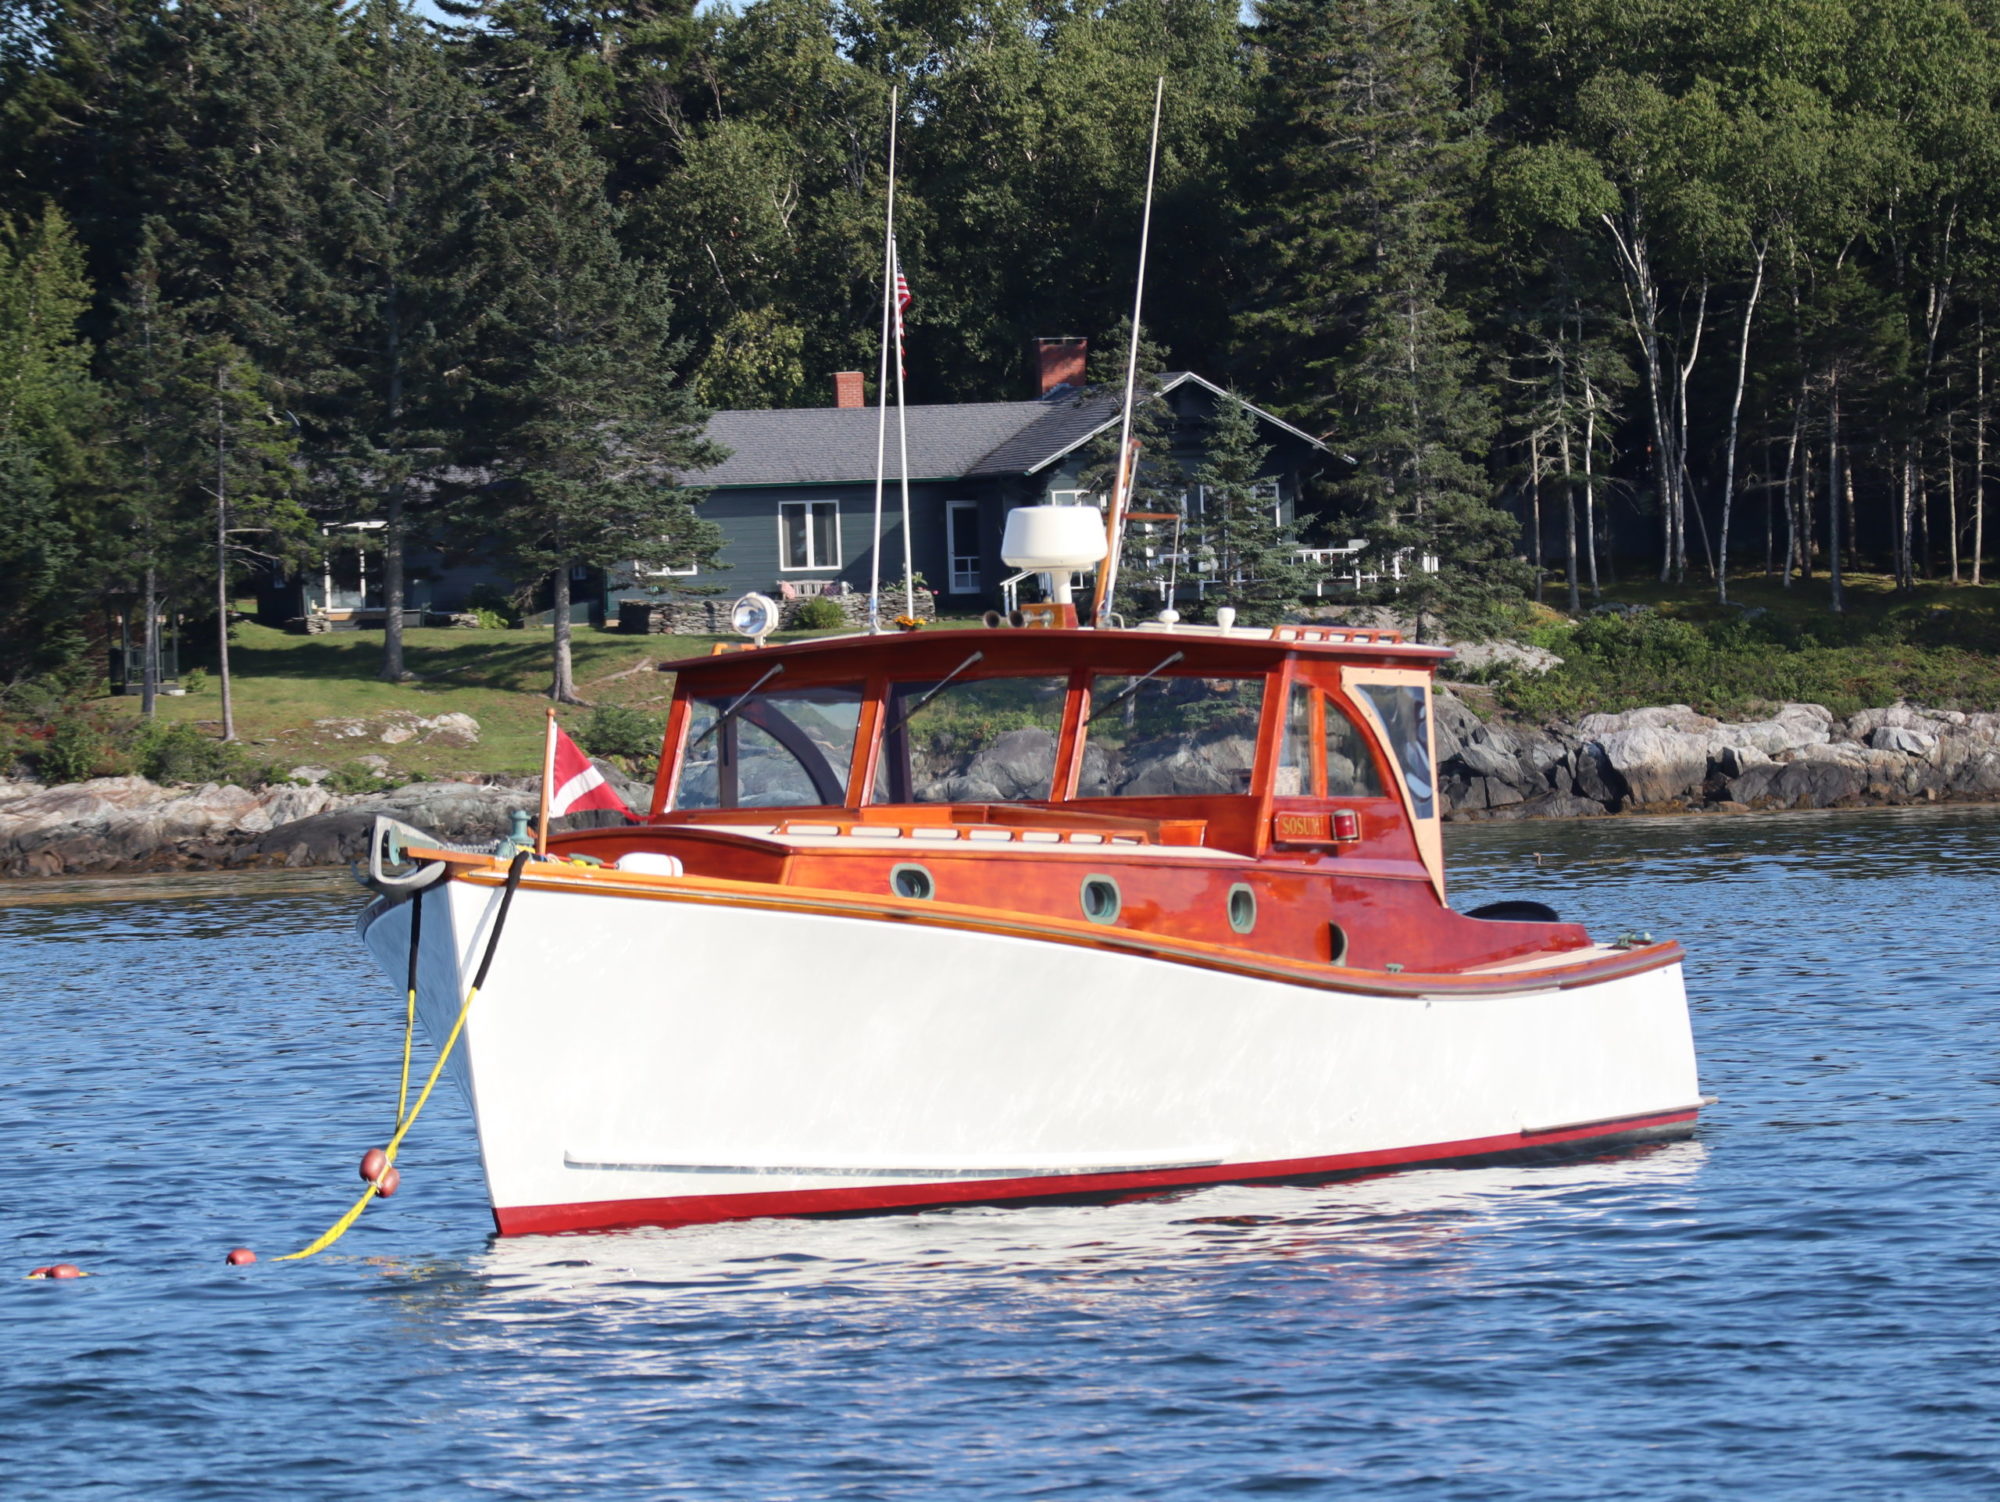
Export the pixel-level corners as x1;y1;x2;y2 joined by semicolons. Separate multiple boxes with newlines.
1001;505;1109;571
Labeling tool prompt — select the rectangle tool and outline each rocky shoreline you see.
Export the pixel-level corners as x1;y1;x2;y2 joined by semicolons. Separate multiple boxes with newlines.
1437;696;2000;819
0;766;650;879
3;696;1998;877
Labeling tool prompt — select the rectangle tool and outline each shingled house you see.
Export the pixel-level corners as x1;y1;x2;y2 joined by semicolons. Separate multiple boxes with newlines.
612;345;1330;621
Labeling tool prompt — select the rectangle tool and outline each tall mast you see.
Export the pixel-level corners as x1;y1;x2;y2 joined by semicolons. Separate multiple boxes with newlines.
867;88;900;635
1093;76;1165;628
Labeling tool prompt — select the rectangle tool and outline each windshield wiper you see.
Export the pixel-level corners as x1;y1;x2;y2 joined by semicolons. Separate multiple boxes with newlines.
881;652;985;740
1082;651;1184;725
687;662;787;751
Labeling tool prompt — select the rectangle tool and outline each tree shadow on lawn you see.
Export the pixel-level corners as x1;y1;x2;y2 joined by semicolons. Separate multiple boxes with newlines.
224;631;659;695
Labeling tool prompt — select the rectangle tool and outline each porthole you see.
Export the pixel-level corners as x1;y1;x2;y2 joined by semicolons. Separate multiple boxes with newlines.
1079;875;1122;925
891;864;935;900
1327;922;1349;965
1227;883;1258;934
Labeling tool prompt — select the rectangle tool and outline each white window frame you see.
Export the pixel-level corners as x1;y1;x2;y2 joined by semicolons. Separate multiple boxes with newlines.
1253;480;1283;524
945;500;981;594
641;558;699;578
1047;488;1102;509
779;499;842;572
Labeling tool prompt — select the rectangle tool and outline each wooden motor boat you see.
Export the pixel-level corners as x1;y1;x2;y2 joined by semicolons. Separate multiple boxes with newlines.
357;617;1701;1236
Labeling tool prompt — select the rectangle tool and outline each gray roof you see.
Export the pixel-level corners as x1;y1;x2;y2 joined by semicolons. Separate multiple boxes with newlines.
688;374;1322;489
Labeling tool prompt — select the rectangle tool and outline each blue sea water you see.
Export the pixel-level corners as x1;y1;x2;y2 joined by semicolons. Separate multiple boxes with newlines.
4;807;2000;1500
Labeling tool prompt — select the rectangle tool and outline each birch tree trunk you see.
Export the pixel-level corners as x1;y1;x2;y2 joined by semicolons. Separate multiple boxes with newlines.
141;564;158;719
1718;247;1766;604
1600;208;1681;584
215;376;235;743
1529;429;1544;604
1977;314;1987;587
1827;384;1844;613
1583;383;1602;603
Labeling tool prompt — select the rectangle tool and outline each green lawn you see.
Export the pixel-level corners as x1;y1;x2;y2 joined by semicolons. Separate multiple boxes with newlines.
108;621;735;777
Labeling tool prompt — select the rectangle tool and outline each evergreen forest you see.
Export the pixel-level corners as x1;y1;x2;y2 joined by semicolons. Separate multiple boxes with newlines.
6;0;2000;714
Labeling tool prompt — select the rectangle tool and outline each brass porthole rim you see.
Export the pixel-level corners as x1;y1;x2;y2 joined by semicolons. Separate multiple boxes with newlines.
1079;874;1122;925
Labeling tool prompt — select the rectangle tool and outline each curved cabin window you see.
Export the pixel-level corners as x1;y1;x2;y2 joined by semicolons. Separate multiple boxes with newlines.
1079;675;1264;797
874;674;1069;803
1325;694;1387;797
1357;683;1434;818
676;683;864;810
1278;682;1388;798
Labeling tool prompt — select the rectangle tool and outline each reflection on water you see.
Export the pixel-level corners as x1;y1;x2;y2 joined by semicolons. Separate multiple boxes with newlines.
447;1144;1705;1322
6;805;2000;1500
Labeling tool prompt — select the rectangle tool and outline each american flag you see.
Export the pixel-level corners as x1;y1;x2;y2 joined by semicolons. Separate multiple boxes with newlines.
893;237;912;378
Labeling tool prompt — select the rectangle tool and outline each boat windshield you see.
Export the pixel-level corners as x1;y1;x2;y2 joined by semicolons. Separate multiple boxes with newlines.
874;674;1069;803
1079;674;1264;797
676;682;865;810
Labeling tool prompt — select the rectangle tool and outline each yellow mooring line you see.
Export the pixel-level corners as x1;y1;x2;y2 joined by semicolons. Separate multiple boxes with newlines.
278;849;529;1262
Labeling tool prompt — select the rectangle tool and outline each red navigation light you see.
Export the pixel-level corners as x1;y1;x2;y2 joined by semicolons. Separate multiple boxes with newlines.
1332;809;1361;842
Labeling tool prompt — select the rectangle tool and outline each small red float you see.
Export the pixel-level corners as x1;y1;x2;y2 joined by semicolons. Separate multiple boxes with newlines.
45;1264;84;1280
374;1166;401;1198
225;1247;257;1266
359;1147;388;1183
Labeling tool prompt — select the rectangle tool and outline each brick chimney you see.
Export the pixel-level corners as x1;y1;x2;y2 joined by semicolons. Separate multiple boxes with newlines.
1034;338;1087;396
834;371;866;409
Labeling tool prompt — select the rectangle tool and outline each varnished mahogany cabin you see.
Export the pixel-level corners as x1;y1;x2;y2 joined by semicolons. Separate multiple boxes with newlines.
542;625;1590;976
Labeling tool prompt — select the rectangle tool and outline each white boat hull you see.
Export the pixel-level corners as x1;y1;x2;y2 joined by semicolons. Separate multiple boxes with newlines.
362;876;1701;1235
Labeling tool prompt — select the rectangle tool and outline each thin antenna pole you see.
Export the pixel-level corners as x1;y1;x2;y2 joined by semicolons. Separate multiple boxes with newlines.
868;88;900;635
1095;76;1165;628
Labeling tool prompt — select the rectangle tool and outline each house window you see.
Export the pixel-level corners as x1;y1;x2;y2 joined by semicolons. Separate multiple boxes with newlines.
1253;480;1283;524
1047;488;1101;509
780;500;841;571
643;558;699;578
946;501;980;593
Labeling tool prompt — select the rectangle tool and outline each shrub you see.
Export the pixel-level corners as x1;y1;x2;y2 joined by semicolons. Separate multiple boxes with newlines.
180;667;209;694
321;761;397;795
577;704;665;763
466;585;521;628
128;721;286;788
791;595;847;631
37;716;107;784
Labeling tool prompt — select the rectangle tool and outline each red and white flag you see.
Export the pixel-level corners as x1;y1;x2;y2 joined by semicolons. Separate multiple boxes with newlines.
546;721;633;819
893;236;912;377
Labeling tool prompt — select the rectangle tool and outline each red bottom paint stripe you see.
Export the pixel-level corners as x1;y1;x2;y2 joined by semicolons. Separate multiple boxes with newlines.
491;1106;1702;1237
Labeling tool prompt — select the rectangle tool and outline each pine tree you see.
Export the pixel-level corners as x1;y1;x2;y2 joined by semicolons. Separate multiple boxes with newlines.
98;235;209;716
1077;319;1184;619
1239;0;1520;640
328;0;485;681
1191;392;1314;624
0;202;101;682
462;66;723;703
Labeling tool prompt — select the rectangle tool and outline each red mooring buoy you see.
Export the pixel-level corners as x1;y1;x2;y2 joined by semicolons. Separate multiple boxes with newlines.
359;1147;388;1183
225;1247;257;1267
43;1264;84;1280
375;1165;402;1198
